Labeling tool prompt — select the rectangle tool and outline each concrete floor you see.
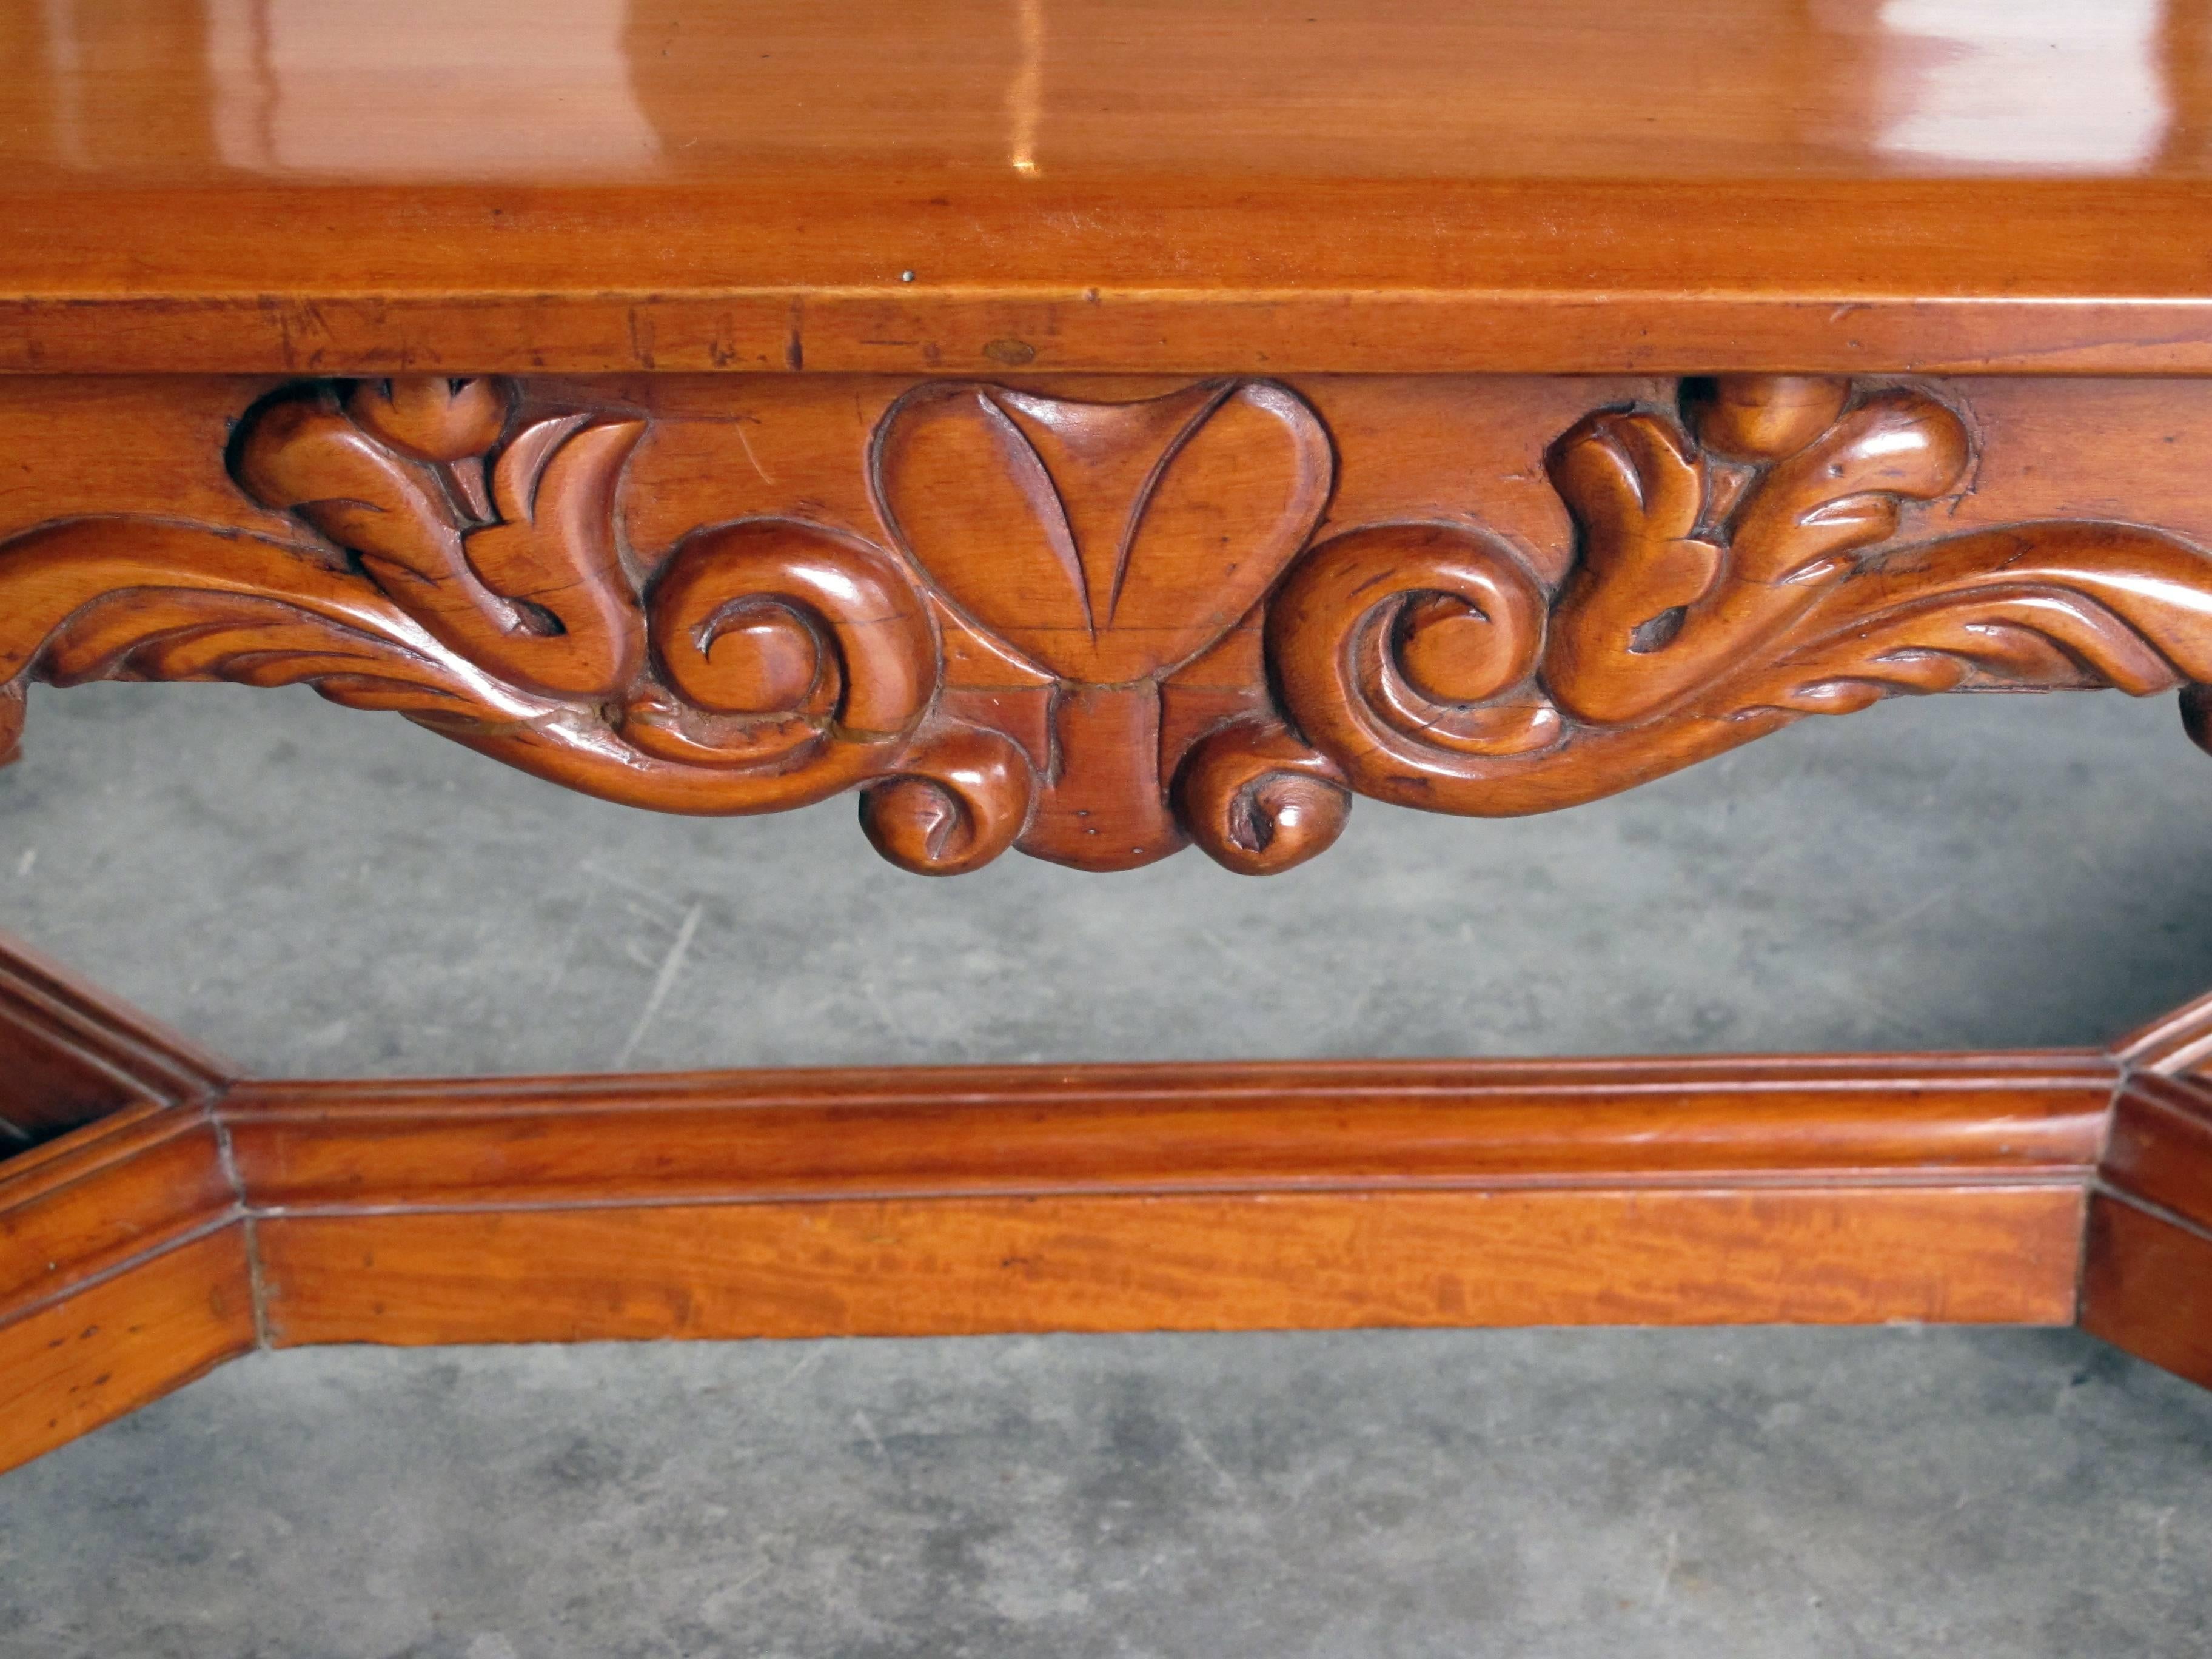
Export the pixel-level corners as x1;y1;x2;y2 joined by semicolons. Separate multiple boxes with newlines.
5;1329;2210;1659
3;682;2212;1655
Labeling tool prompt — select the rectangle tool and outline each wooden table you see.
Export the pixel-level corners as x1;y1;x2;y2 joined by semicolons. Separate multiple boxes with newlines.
5;0;2212;1472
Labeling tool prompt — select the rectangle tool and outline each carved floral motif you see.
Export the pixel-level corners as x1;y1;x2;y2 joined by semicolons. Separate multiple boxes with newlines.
6;372;2212;875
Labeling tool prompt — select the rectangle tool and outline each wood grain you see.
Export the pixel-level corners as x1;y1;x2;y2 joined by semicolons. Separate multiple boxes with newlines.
0;1103;240;1309
256;1187;2085;1349
21;0;2211;187
2112;991;2212;1079
0;1044;2119;1465
2080;1198;2212;1393
0;929;232;1147
8;0;2212;1472
2080;1067;2212;1390
2097;1073;2212;1228
224;1054;2112;1212
11;5;2212;372
0;1009;2177;1467
232;1053;2100;1345
11;287;2212;381
0;1101;254;1475
0;1228;256;1474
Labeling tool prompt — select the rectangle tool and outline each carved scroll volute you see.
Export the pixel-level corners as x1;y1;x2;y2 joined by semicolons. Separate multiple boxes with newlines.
635;521;933;757
233;378;646;700
1256;521;1561;820
605;515;954;822
1175;517;1563;871
1176;717;1350;876
873;380;1332;868
1543;375;1970;726
858;725;1034;876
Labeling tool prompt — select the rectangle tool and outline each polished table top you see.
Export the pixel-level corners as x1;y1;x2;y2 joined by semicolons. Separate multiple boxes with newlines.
4;1;2211;373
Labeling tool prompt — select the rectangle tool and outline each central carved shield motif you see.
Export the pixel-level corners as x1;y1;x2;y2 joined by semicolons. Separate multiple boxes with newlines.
872;380;1333;866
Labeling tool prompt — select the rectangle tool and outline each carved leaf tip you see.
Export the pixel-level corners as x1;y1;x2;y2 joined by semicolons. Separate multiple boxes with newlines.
230;380;652;702
1723;389;1971;583
345;376;514;464
489;412;644;528
1684;374;1849;463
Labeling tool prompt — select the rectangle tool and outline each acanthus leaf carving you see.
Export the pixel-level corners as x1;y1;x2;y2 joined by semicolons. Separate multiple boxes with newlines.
1262;375;2212;831
0;381;973;865
233;383;648;700
8;370;2212;876
1542;378;1971;727
0;519;561;736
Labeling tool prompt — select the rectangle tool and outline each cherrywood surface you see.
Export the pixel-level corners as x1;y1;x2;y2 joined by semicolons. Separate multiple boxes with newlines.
0;1036;2114;1472
2113;987;2212;1078
0;1103;240;1309
2082;1070;2212;1389
15;910;2212;1471
237;1054;2102;1345
2082;1198;2212;1391
13;371;2212;875
255;1188;2085;1349
0;1101;254;1474
225;1054;2111;1211
0;1228;255;1474
9;2;2212;372
2097;1072;2212;1224
9;2;2212;1476
0;928;233;1144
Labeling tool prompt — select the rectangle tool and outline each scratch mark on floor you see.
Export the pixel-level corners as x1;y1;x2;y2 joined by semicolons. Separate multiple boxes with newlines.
614;900;703;1067
578;856;687;916
852;1407;891;1462
1865;884;1956;937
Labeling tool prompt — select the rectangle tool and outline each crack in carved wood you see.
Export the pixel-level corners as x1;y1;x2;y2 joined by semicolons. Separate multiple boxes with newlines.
5;372;2212;876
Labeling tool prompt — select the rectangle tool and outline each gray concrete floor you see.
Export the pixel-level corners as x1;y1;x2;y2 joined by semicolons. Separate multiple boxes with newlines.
5;1330;2210;1659
3;683;2212;1656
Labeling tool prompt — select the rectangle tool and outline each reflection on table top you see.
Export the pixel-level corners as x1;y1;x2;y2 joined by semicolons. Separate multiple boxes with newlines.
9;0;2207;183
4;1;2212;354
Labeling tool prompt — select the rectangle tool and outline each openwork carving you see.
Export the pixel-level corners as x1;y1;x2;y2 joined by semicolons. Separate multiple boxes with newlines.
6;372;2212;875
